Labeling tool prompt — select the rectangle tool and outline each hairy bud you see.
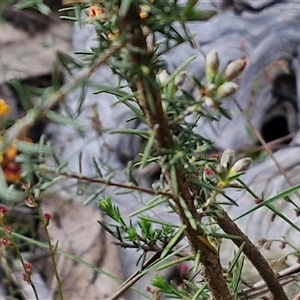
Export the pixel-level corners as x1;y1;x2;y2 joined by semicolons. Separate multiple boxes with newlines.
231;157;252;173
220;149;235;170
224;59;247;81
174;71;187;87
204;96;217;108
205;50;219;83
217;82;238;98
157;69;169;86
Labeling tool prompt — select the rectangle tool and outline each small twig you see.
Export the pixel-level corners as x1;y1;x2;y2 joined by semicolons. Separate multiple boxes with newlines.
114;240;163;252
232;96;300;202
240;263;300;299
107;252;161;300
240;131;297;153
44;169;174;199
2;42;125;147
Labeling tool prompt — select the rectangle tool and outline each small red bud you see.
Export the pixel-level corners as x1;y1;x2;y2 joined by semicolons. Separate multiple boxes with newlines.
279;242;286;249
25;198;35;208
210;153;219;160
180;263;190;274
1;237;12;246
204;167;214;176
257;238;267;246
44;213;52;220
270;213;276;222
24;262;33;275
22;273;30;284
43;213;52;227
5;226;13;234
146;286;152;292
254;198;263;204
0;206;7;214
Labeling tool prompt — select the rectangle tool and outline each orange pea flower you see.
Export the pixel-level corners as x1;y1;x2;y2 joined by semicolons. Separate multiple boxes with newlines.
88;5;105;24
0;99;10;116
1;144;21;183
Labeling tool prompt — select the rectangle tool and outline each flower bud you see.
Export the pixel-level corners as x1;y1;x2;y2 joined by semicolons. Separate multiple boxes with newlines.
157;69;169;86
24;263;33;275
220;149;235;170
223;59;247;81
174;71;187;87
205;50;219;83
204;96;216;108
231;157;252;173
217;82;238;99
215;164;227;179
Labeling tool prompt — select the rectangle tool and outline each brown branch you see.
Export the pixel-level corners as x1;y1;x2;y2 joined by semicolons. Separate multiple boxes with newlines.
217;210;288;299
44;169;174;198
119;3;233;299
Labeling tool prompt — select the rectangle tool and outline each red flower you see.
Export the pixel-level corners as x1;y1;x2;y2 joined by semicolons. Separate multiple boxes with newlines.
24;262;33;275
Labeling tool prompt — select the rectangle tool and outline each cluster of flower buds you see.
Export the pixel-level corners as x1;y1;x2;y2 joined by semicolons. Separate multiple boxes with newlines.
215;149;252;187
202;50;247;108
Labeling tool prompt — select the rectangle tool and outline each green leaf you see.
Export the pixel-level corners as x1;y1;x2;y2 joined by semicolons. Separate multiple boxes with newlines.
140;132;155;168
39;176;63;191
45;111;85;132
227;242;245;274
0;185;26;202
234;182;300;221
160;225;186;259
138;215;179;228
179;197;197;230
128;196;166;217
157;254;192;271
170;164;178;195
110;129;149;139
192;250;201;273
16;140;52;155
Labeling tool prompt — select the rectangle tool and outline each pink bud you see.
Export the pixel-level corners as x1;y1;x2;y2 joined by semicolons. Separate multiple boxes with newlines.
43;213;52;227
24;262;33;275
25;198;35;208
0;206;7;214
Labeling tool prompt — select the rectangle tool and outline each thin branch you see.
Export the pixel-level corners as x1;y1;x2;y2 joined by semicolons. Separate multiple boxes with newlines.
3;42;124;147
232;96;300;202
44;169;174;199
107;252;161;300
217;209;288;300
240;131;297;153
